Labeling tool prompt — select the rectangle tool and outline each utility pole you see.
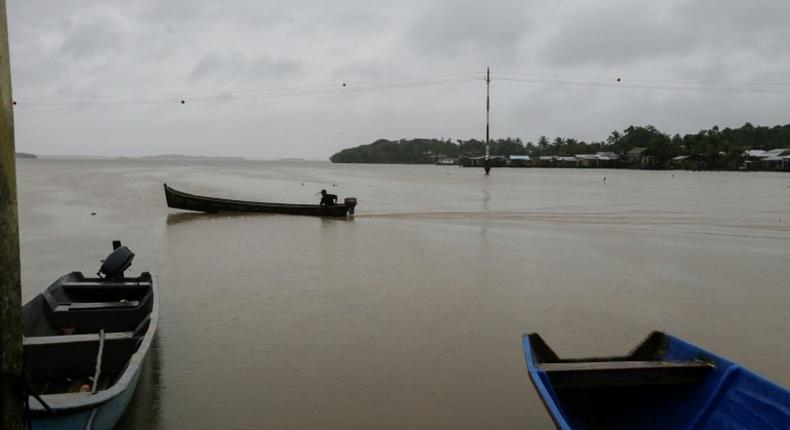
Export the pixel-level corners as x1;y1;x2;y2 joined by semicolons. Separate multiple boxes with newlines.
484;67;491;175
0;0;24;427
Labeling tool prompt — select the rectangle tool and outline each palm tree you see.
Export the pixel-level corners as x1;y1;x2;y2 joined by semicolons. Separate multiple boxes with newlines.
538;136;549;155
552;137;564;149
606;130;621;148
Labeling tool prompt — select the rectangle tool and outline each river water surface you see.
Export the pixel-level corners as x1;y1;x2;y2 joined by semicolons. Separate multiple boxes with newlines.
15;159;790;429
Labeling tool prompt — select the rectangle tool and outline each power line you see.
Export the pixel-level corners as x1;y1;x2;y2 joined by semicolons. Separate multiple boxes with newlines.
13;69;790;108
492;72;790;93
493;70;790;87
13;72;484;107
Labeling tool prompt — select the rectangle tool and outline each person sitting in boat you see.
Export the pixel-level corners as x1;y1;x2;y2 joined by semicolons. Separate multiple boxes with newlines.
319;189;337;206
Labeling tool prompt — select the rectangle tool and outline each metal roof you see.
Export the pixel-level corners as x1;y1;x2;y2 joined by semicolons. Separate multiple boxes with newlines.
744;149;768;157
766;148;790;156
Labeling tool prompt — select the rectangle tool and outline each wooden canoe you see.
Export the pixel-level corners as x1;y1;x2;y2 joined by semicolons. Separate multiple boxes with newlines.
523;331;790;430
164;183;356;217
23;244;158;430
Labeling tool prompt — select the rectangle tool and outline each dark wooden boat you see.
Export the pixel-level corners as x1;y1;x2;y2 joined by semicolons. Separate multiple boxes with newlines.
523;331;790;430
164;183;356;217
22;242;158;430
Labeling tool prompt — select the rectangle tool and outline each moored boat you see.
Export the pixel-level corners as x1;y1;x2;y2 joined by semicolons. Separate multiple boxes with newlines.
22;241;158;430
523;331;790;430
164;183;356;217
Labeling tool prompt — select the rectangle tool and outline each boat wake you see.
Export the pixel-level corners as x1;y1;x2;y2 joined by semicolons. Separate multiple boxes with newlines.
357;211;790;237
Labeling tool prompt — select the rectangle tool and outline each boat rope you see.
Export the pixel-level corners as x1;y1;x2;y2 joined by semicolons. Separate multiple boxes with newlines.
84;408;99;430
82;329;106;430
91;329;105;395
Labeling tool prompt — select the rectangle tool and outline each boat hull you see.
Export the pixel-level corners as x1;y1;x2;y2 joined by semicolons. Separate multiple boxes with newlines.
29;362;143;430
24;272;158;430
164;183;353;217
523;332;790;430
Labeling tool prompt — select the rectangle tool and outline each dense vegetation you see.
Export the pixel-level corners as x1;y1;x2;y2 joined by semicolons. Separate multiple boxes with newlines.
15;152;37;158
330;123;790;169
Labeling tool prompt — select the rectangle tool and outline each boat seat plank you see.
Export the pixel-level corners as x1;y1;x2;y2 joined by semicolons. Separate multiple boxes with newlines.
23;331;135;346
542;360;714;387
54;301;140;312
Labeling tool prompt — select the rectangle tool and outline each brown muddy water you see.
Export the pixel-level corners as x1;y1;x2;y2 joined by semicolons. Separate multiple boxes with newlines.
15;159;790;429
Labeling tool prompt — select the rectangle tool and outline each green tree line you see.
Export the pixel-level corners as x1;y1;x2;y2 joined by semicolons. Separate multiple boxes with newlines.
329;123;790;168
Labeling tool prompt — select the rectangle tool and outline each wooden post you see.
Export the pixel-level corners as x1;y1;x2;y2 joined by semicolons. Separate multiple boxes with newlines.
484;67;491;175
0;0;24;428
485;67;490;160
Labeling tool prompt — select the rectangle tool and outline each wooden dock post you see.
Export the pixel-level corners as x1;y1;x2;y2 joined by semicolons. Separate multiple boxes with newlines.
0;0;24;427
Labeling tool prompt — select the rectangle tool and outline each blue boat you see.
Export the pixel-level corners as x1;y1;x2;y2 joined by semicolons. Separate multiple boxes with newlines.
22;242;158;430
523;331;790;430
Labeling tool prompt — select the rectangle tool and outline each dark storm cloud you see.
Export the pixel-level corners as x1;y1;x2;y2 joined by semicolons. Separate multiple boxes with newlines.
6;0;790;158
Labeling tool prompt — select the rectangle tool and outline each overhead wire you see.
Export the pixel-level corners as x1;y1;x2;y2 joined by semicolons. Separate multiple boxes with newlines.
12;69;790;108
491;72;790;93
13;72;484;107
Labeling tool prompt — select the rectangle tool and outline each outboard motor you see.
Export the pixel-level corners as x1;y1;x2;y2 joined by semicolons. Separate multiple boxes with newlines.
99;240;135;281
344;197;357;215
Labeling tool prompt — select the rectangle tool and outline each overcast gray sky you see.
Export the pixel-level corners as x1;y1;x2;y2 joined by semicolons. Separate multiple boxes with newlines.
8;0;790;159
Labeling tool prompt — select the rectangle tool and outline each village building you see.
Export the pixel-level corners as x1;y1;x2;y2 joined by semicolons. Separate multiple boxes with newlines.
625;147;657;168
575;154;597;167
743;148;790;170
507;155;533;167
457;155;507;168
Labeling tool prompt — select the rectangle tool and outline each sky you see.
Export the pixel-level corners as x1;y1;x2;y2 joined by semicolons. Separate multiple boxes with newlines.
7;0;790;159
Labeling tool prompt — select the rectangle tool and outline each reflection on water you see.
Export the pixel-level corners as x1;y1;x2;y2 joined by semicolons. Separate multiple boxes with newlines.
116;335;162;429
15;159;790;430
167;211;356;226
166;212;266;226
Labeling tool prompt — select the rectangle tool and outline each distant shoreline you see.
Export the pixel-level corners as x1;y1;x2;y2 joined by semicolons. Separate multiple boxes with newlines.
329;123;790;172
116;154;246;161
16;155;336;162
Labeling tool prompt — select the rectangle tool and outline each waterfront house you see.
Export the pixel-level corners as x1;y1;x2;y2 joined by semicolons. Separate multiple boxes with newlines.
743;150;767;170
743;148;790;170
759;149;789;170
556;156;579;168
669;154;707;170
575;154;598;168
760;156;784;170
626;147;657;168
436;156;457;165
669;155;692;169
508;155;533;167
458;155;507;167
595;152;620;168
766;148;790;157
537;156;555;167
626;147;647;163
